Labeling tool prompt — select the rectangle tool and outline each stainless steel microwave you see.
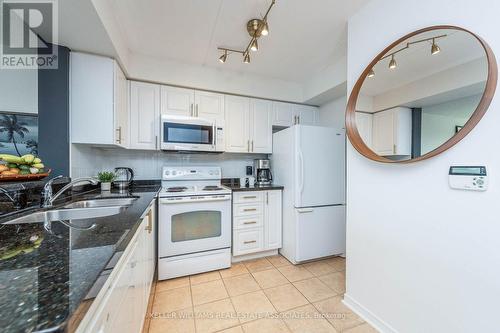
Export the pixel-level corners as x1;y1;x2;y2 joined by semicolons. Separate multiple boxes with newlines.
160;116;225;152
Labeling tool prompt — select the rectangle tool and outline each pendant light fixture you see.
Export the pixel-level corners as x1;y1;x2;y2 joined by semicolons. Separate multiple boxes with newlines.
217;0;275;64
389;55;397;69
431;38;440;55
368;68;375;78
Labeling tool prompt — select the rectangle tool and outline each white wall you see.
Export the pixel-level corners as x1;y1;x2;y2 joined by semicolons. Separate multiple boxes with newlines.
421;94;481;154
0;69;38;114
71;144;263;180
345;1;500;333
318;96;347;127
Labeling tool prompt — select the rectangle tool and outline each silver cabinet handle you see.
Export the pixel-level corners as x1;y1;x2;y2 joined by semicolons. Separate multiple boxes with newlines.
243;221;257;225
195;104;199;117
155;135;158;150
190;103;194;117
244;240;257;244
393;144;396;154
243;196;257;199
116;126;122;144
251;140;254;152
298;115;300;124
247;140;250;152
243;208;257;212
266;192;269;205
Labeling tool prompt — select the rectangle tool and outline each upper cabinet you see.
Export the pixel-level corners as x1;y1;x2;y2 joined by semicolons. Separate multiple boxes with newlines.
272;101;318;127
225;96;272;154
71;52;129;147
372;107;412;156
129;81;160;150
161;86;224;123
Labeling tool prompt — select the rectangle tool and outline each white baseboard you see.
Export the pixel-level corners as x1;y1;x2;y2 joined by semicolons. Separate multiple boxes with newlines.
343;293;398;333
232;249;278;262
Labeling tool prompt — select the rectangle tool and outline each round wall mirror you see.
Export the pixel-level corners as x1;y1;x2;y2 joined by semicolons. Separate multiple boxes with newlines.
346;26;497;163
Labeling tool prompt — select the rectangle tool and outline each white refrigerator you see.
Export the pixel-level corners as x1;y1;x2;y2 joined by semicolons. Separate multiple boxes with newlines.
271;125;345;264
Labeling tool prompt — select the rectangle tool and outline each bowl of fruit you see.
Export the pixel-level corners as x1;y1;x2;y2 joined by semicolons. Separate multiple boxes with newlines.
0;154;50;181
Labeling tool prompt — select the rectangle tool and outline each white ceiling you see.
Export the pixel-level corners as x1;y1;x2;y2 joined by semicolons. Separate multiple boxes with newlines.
107;0;370;82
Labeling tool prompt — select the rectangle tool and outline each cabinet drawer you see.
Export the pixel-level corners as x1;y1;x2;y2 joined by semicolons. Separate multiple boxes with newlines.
234;215;263;230
233;228;264;256
233;192;264;204
234;203;263;217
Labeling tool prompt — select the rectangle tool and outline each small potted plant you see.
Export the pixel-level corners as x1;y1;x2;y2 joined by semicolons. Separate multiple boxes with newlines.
97;171;116;191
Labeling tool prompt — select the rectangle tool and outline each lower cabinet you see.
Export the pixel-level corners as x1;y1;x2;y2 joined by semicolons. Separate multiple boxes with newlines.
232;190;282;257
77;202;156;333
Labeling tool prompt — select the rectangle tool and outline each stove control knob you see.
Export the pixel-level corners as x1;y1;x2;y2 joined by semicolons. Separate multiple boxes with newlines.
165;171;170;176
172;171;177;175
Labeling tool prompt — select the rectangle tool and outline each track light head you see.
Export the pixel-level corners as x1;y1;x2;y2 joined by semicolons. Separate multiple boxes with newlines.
219;51;228;63
389;55;397;69
243;52;250;64
368;68;375;78
261;21;269;36
250;39;258;52
431;39;440;55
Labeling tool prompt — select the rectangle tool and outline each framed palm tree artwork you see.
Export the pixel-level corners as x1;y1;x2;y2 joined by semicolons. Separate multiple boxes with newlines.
0;112;38;156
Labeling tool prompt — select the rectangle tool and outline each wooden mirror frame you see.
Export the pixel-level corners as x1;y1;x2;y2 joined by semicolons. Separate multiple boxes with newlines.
346;25;498;163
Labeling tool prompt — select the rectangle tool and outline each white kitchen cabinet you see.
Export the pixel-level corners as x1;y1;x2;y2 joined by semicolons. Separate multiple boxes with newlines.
225;96;272;153
372;107;412;156
294;104;318;125
272;101;318;127
161;86;224;123
225;95;250;153
129;81;160;150
232;190;282;257
264;190;282;250
71;52;128;147
77;203;156;333
250;99;273;153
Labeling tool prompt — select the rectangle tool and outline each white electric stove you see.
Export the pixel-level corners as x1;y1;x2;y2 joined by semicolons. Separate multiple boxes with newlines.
158;166;232;280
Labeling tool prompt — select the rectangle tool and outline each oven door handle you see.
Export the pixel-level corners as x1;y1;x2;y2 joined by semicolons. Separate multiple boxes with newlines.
160;196;231;204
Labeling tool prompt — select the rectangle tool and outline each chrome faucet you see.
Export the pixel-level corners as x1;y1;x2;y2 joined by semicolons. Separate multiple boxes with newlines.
42;176;98;208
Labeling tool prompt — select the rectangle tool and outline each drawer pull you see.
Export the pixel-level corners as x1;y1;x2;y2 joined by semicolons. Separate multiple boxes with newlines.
244;240;257;244
243;208;257;212
243;196;257;199
243;221;257;225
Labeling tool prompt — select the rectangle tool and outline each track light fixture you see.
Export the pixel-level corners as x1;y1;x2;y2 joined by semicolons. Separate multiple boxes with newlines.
431;38;440;55
374;34;446;75
219;50;228;63
217;0;275;64
389;55;397;69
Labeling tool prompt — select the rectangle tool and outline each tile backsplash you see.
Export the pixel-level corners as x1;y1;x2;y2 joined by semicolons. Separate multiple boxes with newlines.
71;144;266;179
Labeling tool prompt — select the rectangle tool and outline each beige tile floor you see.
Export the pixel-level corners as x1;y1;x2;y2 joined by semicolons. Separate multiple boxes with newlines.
144;256;377;333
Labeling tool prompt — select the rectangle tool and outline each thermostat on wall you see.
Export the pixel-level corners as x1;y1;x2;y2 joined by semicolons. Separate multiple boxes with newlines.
449;166;487;191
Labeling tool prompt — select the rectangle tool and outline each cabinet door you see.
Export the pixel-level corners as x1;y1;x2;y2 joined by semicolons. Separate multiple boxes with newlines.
161;86;194;117
70;52;114;145
114;63;129;148
250;99;272;154
225;95;250;152
272;101;295;127
129;81;160;150
296;105;317;125
355;112;373;149
372;109;395;155
265;191;282;250
195;91;224;123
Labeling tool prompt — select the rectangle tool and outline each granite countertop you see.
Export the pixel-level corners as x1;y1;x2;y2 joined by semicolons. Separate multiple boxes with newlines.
0;183;161;333
222;179;284;192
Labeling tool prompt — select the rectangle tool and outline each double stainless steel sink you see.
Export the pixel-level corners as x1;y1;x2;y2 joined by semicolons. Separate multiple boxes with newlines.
4;197;139;225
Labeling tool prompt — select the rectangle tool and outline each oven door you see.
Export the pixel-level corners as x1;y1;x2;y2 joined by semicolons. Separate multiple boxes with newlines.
158;195;231;258
161;116;216;152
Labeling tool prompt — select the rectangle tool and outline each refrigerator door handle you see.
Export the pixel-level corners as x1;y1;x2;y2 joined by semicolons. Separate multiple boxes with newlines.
297;208;314;213
298;149;305;194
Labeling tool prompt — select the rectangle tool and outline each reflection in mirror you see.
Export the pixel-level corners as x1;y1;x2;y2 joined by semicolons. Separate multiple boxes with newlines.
355;28;489;161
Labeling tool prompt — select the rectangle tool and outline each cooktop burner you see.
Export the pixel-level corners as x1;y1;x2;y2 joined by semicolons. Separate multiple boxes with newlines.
166;186;188;192
203;186;223;191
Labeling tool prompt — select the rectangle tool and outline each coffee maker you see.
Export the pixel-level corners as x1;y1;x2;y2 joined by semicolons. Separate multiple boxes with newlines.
254;159;273;186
